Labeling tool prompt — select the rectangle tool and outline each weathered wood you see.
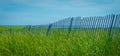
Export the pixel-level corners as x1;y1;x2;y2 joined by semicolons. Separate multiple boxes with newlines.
68;17;73;34
46;24;52;36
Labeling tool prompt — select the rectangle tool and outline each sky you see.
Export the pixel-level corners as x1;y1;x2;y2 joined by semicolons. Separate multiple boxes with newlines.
0;0;120;25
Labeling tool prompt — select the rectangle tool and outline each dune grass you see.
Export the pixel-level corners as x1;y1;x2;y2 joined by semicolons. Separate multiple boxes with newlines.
0;27;120;56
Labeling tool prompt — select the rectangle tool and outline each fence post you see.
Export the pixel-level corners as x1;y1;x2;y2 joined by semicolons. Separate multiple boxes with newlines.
107;14;116;42
104;14;116;55
27;25;32;31
68;17;73;34
46;24;52;36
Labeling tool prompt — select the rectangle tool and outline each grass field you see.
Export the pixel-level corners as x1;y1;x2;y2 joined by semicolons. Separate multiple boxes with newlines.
0;26;120;56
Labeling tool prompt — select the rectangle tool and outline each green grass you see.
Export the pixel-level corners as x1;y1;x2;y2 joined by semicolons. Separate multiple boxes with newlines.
0;26;24;31
0;26;120;56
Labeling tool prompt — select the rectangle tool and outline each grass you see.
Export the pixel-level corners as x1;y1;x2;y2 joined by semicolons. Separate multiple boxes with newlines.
0;26;120;56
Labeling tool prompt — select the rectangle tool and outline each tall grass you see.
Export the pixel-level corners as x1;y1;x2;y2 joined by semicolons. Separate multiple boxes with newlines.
0;27;120;56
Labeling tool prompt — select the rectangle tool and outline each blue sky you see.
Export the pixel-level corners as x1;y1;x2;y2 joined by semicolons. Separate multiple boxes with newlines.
0;0;120;25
